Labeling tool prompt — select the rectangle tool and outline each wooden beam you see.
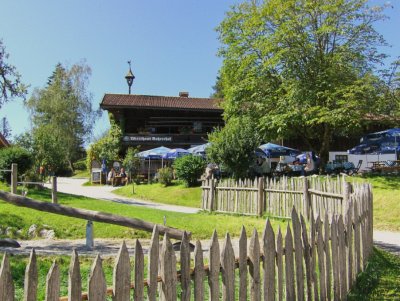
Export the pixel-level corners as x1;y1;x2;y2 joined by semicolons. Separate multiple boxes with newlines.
0;191;188;240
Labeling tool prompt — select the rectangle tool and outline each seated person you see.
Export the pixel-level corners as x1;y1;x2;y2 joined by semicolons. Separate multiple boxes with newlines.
107;168;115;185
304;152;316;174
120;167;128;185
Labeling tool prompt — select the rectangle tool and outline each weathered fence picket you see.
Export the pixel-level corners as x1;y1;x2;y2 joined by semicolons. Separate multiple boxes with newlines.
0;180;374;301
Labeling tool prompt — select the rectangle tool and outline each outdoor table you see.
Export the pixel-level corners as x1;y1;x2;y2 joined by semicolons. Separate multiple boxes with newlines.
113;176;122;186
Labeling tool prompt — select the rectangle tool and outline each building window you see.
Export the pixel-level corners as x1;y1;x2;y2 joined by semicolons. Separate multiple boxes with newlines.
193;122;202;133
335;155;348;163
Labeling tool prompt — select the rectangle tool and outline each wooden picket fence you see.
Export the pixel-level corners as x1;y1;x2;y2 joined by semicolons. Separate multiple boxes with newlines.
0;182;373;300
202;176;352;218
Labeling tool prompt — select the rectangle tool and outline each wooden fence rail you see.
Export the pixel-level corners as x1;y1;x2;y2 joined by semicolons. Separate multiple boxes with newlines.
1;183;373;300
202;175;352;219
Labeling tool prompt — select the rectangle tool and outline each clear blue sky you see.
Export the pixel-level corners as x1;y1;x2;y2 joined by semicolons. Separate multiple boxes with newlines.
1;0;399;142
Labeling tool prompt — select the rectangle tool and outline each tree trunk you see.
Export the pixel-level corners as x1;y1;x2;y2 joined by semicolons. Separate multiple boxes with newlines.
319;124;331;167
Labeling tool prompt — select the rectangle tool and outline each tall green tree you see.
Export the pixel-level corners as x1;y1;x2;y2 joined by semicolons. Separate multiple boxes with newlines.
0;39;27;108
217;0;394;162
207;116;262;179
25;62;100;172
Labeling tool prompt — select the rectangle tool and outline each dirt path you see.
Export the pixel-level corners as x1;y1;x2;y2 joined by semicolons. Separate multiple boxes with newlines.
44;177;199;214
373;230;400;256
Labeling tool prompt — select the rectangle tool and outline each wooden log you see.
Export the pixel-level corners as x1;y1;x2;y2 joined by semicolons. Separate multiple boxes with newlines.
300;214;312;301
88;255;106;301
159;234;177;301
208;230;220;301
238;226;247;301
263;219;275;301
249;229;261;301
180;232;191;301
276;228;283;301
45;261;60;301
316;217;327;300
113;241;130;301
24;249;38;301
285;224;295;301
194;240;205;301
0;191;187;240
134;240;144;301
147;226;159;301
221;233;235;301
292;207;304;301
68;250;81;301
0;253;15;301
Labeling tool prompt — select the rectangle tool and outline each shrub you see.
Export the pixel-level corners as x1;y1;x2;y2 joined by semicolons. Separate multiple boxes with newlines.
157;167;174;187
0;146;33;183
173;155;206;187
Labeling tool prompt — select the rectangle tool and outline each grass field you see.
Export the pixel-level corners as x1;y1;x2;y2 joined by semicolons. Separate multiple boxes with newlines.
113;181;202;208
348;247;400;300
352;175;400;231
0;183;287;240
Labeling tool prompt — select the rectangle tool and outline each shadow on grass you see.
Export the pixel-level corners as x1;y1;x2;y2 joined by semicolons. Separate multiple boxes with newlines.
348;247;400;300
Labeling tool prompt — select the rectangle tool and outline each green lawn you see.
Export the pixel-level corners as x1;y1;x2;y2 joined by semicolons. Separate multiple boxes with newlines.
348;247;400;300
0;183;287;240
113;181;202;208
352;175;400;232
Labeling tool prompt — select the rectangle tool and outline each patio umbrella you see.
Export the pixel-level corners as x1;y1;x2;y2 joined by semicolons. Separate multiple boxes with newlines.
258;142;301;158
163;148;190;160
188;143;210;157
137;146;171;180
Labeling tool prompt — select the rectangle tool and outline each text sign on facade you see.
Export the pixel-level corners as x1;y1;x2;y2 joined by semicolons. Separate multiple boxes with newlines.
123;135;173;142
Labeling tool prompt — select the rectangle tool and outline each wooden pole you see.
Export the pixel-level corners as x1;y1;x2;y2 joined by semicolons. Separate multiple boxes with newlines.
257;177;264;216
303;177;311;220
11;163;17;195
51;176;57;204
0;190;188;240
209;179;215;212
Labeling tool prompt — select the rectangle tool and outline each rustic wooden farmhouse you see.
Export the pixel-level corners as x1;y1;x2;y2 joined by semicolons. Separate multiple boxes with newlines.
0;132;10;148
100;92;224;151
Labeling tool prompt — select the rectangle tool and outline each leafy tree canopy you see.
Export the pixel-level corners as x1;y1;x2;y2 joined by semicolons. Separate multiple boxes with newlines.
25;61;101;172
207;116;262;179
216;0;397;161
0;39;27;108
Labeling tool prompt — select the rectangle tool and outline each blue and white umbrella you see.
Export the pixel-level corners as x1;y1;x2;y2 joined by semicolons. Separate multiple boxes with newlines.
188;143;210;157
138;146;171;159
258;143;301;158
163;148;190;159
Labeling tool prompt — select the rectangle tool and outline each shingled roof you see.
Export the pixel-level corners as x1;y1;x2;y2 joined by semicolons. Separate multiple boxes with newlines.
100;94;223;111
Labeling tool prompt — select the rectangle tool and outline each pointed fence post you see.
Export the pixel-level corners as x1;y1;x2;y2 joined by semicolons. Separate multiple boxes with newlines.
180;232;191;301
24;249;38;301
209;179;216;212
45;261;60;301
303;177;311;220
249;229;261;301
0;253;15;301
147;226;159;301
88;255;106;301
113;242;130;301
68;250;81;301
159;234;177;301
208;230;220;301
263;219;275;301
221;233;235;301
285;225;295;301
194;240;205;301
238;226;247;301
11;163;17;195
134;240;144;301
